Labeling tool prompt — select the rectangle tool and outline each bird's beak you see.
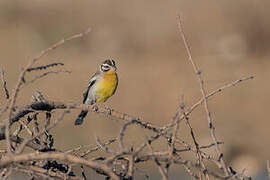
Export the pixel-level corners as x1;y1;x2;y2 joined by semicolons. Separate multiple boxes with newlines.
113;66;117;71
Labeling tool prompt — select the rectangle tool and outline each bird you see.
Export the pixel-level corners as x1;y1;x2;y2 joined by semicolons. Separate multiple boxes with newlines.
74;59;118;125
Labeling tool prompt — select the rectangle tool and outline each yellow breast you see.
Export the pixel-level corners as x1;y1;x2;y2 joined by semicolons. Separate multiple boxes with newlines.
96;69;118;102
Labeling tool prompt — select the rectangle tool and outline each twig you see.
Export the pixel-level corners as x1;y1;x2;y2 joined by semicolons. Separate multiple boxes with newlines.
14;164;82;180
42;112;51;147
0;68;9;99
163;76;254;133
187;76;254;117
80;165;87;180
267;160;270;180
136;152;225;179
104;128;170;167
96;136;113;154
1;168;12;180
199;142;224;149
182;164;199;179
26;62;64;72
17;119;33;137
182;105;210;180
119;119;136;152
79;138;117;158
167;97;184;173
8;135;46;151
15;109;70;154
25;70;71;85
32;113;40;137
127;155;134;179
174;154;200;179
3;101;162;138
145;136;168;180
177;15;229;176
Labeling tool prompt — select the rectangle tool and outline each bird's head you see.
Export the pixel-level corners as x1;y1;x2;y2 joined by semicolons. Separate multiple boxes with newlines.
100;59;117;72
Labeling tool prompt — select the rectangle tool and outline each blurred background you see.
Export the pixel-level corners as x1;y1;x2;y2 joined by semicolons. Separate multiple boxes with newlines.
0;0;269;179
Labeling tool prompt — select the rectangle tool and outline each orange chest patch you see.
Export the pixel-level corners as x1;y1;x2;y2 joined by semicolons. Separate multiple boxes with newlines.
96;70;118;102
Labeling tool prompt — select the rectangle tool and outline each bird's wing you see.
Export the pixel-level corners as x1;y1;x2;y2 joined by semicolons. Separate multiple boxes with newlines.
82;72;99;103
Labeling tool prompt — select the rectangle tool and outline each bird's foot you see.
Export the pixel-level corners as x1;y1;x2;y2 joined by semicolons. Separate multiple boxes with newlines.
104;104;112;115
92;104;99;112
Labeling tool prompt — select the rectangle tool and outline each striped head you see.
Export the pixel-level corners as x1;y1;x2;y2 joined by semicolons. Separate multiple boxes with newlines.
100;59;117;72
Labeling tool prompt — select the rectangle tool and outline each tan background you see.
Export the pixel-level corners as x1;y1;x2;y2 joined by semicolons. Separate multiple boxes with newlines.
0;0;269;179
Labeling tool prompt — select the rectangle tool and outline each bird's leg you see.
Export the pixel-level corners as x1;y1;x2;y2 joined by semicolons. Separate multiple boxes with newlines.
92;103;99;112
103;103;112;115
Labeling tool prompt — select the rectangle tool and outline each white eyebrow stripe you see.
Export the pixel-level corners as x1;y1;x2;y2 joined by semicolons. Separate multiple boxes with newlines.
101;64;111;71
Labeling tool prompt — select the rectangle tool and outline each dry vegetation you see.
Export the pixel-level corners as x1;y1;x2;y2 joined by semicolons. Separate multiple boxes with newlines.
0;15;262;180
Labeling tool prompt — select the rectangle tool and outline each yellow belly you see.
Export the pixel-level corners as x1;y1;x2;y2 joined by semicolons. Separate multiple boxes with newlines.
96;70;118;102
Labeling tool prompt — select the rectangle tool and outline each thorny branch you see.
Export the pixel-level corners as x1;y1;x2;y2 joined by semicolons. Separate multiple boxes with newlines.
26;62;64;72
0;67;9;99
0;152;119;180
0;17;258;180
0;75;253;179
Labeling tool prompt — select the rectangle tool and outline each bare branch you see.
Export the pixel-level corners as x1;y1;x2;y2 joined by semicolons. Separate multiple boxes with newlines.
0;13;256;180
119;119;136;152
167;96;184;173
187;76;254;117
2;100;162;138
26;62;64;72
80;138;117;158
0;67;9;99
145;136;168;180
0;152;119;180
177;15;229;176
183;109;210;179
15;109;70;154
14;164;83;180
267;160;270;180
96;136;113;154
127;155;134;179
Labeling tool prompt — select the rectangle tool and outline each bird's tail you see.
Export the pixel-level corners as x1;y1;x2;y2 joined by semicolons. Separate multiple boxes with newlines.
74;110;88;125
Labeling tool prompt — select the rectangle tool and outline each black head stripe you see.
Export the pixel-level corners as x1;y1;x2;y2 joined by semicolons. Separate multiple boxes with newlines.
111;60;115;66
103;59;116;67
